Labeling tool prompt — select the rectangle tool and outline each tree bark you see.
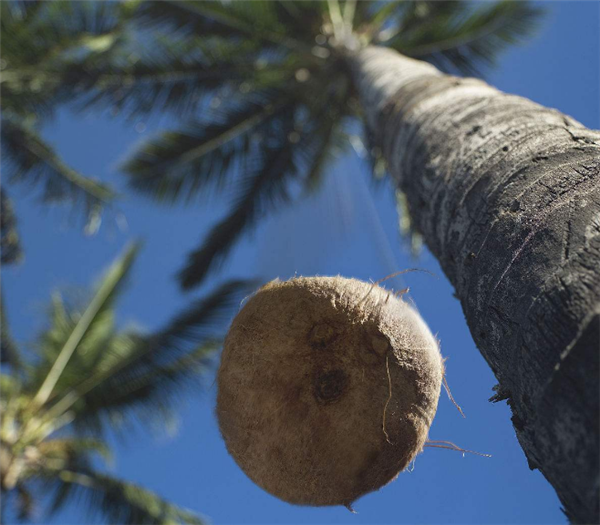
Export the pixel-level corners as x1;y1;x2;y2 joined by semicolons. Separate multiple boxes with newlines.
349;45;600;524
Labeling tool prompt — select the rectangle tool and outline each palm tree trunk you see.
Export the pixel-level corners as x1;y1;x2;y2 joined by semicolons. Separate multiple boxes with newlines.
349;45;600;524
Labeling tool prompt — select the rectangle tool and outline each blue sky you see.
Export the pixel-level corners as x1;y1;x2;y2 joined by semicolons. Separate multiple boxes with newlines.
3;2;599;524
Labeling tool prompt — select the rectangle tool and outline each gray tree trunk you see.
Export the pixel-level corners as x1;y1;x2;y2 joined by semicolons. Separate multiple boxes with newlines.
349;45;600;524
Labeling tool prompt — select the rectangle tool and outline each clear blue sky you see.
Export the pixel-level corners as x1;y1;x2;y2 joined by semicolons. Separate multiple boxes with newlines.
4;2;599;524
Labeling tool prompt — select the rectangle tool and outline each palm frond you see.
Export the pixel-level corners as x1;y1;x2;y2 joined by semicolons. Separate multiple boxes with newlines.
1;116;115;217
0;1;125;62
178;108;303;289
30;293;119;396
392;1;545;76
30;244;139;407
1;289;21;369
134;0;311;53
0;1;130;117
370;1;460;45
41;468;204;525
70;343;216;436
62;33;283;118
122;92;293;204
37;437;113;466
271;1;329;43
43;279;254;435
0;187;23;265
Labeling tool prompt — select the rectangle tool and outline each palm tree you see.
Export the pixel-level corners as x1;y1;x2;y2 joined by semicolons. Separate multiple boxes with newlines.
14;1;598;521
0;244;250;523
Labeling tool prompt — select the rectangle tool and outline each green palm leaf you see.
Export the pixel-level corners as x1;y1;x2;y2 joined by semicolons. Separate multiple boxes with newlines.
0;1;129;117
63;34;278;118
177;106;304;289
38;438;112;465
42;468;204;525
391;1;545;76
42;279;253;435
1;289;21;369
271;1;330;43
30;243;139;407
122;92;293;203
29;292;119;397
1;117;115;216
135;0;310;53
0;187;22;265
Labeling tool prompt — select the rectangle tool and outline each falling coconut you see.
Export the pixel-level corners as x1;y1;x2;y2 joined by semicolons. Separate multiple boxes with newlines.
216;276;443;507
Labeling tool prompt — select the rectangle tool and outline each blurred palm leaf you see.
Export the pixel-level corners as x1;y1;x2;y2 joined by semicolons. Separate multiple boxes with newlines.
1;289;21;369
63;279;253;434
62;34;289;118
0;244;253;523
29;244;139;406
0;187;23;265
43;468;204;525
0;0;128;123
122;92;294;203
1;117;115;214
390;1;544;75
178;108;298;288
134;0;312;52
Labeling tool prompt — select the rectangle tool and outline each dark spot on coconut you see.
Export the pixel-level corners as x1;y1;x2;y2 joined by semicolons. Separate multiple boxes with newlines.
314;369;347;403
308;322;337;348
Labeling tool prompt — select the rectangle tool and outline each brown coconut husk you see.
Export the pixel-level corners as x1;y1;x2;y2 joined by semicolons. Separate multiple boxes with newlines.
216;276;443;507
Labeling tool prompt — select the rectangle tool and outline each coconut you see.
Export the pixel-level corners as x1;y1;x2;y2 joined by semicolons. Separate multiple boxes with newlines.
216;276;443;507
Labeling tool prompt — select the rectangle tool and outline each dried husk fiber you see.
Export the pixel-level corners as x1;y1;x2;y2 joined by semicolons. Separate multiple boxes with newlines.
217;276;443;507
